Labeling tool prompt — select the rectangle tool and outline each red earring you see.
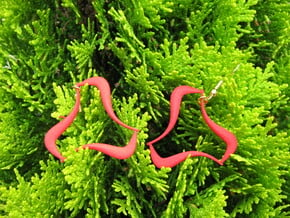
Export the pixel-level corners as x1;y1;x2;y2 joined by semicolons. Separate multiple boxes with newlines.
44;77;139;162
44;87;81;162
146;81;237;168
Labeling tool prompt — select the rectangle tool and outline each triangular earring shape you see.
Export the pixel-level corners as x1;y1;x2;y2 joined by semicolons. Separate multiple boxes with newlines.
44;77;139;162
146;85;237;168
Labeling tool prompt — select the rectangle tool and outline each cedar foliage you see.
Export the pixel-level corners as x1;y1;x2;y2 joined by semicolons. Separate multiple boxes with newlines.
0;0;289;217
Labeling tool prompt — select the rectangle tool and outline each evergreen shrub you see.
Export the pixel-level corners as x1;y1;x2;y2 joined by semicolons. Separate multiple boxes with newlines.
0;0;289;217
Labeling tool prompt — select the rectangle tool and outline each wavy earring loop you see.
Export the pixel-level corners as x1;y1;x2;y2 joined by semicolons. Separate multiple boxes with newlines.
44;87;81;162
76;77;138;132
78;131;138;159
148;86;204;145
44;77;237;167
199;99;237;164
44;77;139;162
147;85;237;168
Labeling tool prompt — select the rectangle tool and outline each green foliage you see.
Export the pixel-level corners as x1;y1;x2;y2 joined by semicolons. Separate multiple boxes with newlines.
0;160;66;217
0;0;289;217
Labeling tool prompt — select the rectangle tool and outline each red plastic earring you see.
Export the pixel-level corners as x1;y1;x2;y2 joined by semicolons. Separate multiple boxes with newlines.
146;81;237;168
76;77;138;132
44;77;139;162
44;87;81;162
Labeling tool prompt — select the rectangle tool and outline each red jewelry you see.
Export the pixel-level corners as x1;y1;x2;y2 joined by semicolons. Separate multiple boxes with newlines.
44;77;139;162
44;77;237;167
44;87;81;162
76;77;138;131
146;82;237;168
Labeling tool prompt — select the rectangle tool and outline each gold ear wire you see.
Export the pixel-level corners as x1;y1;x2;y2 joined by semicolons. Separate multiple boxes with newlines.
201;64;240;103
232;64;241;74
199;80;223;103
72;85;80;89
206;80;223;101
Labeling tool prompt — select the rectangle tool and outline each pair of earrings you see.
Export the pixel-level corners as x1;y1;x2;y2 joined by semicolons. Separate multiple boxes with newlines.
44;77;237;168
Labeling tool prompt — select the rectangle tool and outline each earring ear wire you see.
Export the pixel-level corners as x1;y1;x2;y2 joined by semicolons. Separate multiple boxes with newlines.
207;80;223;101
199;80;223;103
200;63;240;103
232;64;241;74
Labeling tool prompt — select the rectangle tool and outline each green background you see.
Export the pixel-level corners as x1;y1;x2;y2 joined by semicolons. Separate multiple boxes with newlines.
0;0;289;217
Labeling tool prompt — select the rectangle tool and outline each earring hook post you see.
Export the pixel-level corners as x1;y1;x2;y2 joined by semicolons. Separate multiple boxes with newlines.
232;64;241;74
206;80;223;101
200;64;240;103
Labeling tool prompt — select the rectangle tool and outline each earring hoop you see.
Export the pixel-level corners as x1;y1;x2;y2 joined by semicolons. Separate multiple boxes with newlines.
44;77;139;162
146;84;237;168
44;87;81;162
